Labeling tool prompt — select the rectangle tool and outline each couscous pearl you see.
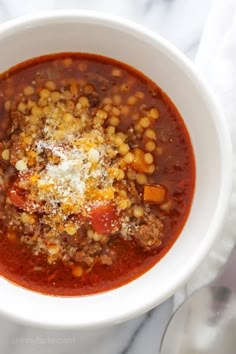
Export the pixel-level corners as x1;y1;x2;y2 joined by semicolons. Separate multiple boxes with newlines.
116;169;125;180
116;132;127;141
113;95;122;106
63;113;74;122
20;213;35;224
145;141;156;152
120;105;130;115
4;100;11;111
43;106;51;115
63;58;72;67
112;106;121;116
72;265;83;277
147;164;155;174
88;148;100;163
112;68;122;77
127;170;136;180
24;86;34;96
63;90;73;100
38;98;48;107
139;117;150;128
144;129;156;140
39;89;50;99
45;81;56;91
70;82;79;96
15;160;28;172
17;102;26;113
124;152;134;164
27;100;36;110
144;153;154;164
92;232;103;242
24;136;33;145
104;104;112;112
135;124;144;134
106;126;115;135
119;199;131;209
133;206;144;218
96;109;108;120
109;116;120;127
119;143;130;155
65;224;77;235
51;91;61;102
1;149;10;160
127;96;137;106
120;83;129;92
136;173;148;185
114;136;123;146
31;106;43;117
135;91;144;99
78;96;89;107
149;107;160;119
103;97;112;104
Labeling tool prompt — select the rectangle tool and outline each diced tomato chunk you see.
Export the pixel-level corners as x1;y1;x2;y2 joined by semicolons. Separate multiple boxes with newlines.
8;186;26;209
7;181;43;213
90;203;121;234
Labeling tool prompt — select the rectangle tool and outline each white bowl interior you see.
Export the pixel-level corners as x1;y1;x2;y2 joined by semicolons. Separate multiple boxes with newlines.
0;12;232;328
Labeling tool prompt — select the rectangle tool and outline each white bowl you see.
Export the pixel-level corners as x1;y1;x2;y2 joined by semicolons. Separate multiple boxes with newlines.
0;10;232;328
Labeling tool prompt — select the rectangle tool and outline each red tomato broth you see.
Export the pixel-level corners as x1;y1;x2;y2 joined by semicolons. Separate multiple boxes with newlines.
0;228;172;295
0;53;195;296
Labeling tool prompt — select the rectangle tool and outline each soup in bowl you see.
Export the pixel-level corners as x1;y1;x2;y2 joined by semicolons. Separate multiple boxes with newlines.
0;52;195;295
0;11;232;328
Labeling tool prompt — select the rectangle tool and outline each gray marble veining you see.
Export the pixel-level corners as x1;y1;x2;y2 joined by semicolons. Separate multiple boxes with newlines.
0;302;171;354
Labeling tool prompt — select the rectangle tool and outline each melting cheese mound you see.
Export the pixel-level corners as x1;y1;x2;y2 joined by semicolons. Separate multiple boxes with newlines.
35;131;114;213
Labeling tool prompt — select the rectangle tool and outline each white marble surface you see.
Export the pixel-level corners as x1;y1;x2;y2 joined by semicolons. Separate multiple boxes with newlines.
0;0;212;353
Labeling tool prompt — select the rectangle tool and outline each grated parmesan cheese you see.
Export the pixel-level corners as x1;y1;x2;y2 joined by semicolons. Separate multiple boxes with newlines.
33;127;116;217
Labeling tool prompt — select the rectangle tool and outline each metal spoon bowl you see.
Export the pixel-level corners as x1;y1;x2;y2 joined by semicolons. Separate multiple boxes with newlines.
160;246;236;354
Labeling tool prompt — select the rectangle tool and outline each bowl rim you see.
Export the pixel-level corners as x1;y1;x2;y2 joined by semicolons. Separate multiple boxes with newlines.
0;9;233;328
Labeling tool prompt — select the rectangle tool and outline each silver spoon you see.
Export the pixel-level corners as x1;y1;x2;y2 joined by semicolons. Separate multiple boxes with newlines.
160;245;236;354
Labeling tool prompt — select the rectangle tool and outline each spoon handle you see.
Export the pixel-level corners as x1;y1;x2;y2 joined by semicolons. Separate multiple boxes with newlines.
213;244;236;290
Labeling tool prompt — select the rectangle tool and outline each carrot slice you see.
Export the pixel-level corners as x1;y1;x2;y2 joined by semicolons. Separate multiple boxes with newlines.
143;184;167;204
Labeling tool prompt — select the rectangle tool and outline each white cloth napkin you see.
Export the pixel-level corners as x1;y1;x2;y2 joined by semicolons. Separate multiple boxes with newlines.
175;0;236;307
